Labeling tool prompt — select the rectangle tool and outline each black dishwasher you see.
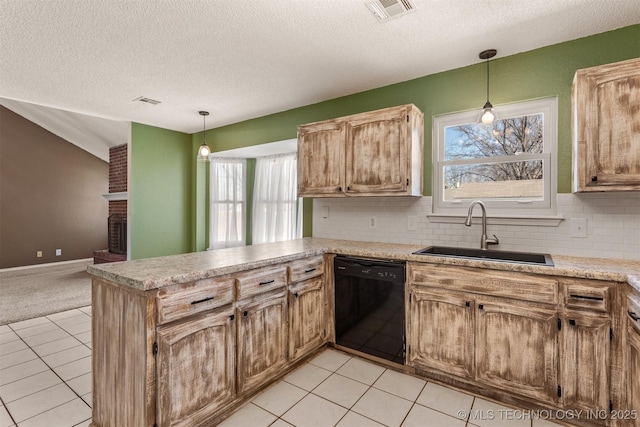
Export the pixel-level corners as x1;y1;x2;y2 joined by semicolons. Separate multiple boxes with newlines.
334;255;405;364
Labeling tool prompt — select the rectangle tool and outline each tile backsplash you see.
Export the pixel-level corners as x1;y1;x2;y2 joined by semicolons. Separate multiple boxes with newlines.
312;192;640;261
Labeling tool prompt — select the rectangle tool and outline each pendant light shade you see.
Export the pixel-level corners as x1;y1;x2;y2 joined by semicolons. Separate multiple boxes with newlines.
197;111;211;161
479;49;497;125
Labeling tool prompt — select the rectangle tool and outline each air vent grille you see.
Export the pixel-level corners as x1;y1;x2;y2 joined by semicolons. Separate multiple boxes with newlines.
133;96;161;105
365;0;416;21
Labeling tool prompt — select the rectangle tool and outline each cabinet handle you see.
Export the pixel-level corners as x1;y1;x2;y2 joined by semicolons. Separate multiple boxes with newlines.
338;186;342;191
294;292;299;298
478;304;484;310
569;319;576;326
243;310;248;317
347;186;351;191
190;296;214;305
259;279;275;286
591;176;598;182
304;268;316;273
629;311;639;321
229;314;235;321
465;301;471;308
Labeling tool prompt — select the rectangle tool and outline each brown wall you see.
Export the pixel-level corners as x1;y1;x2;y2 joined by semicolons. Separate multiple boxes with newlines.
0;106;109;268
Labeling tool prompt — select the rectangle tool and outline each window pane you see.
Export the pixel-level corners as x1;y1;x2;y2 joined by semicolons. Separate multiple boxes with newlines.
445;114;543;160
443;160;544;201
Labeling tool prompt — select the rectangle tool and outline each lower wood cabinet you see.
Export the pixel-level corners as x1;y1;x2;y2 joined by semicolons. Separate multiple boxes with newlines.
236;290;288;395
561;309;611;413
627;311;640;427
289;277;325;361
408;287;474;378
406;262;629;426
476;300;558;403
156;306;236;427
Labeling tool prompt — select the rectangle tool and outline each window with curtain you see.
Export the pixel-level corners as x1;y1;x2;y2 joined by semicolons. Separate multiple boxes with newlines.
252;153;302;244
209;158;246;249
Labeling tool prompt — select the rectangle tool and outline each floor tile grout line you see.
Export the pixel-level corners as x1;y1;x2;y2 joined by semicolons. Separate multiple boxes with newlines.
0;394;19;427
0;314;92;424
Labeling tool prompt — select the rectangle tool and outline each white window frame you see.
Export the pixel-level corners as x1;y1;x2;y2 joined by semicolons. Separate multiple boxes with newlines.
208;158;246;250
431;97;559;224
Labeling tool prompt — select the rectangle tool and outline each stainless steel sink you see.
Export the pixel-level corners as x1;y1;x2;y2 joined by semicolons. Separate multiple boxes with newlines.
413;246;554;266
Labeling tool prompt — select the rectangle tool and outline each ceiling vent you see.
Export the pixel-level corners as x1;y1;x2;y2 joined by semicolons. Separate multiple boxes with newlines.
365;0;416;21
133;96;161;105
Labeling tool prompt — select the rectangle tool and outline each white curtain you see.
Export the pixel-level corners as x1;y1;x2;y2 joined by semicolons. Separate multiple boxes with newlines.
209;158;246;249
252;153;302;244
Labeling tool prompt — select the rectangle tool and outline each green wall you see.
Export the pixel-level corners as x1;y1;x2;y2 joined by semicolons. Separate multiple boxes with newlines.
131;25;639;259
131;123;193;259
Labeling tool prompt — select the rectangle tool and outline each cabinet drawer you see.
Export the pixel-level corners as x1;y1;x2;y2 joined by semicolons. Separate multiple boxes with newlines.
236;265;288;300
156;276;234;324
409;263;558;305
289;256;324;283
562;280;611;313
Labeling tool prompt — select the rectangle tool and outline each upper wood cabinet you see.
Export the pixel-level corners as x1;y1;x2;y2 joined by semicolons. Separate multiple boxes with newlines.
297;104;424;197
572;58;640;192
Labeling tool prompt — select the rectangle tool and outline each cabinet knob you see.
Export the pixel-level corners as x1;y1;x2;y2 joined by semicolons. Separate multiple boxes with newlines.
243;310;248;317
591;176;598;182
347;186;350;191
294;292;299;298
338;186;342;191
478;304;484;310
465;301;471;308
569;319;576;326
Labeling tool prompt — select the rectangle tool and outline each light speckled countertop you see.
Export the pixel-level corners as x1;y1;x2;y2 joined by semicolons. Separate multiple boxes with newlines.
87;237;640;292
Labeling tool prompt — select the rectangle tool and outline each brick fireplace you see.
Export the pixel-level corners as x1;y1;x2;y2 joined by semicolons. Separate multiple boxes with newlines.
94;144;128;264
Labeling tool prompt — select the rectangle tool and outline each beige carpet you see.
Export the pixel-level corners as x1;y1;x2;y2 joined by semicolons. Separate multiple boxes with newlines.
0;259;93;325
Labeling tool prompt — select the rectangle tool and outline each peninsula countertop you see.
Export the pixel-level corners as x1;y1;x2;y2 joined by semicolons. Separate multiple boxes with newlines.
87;237;640;292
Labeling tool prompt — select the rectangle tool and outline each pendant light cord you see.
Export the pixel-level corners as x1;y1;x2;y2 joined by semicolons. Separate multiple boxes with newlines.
486;56;490;103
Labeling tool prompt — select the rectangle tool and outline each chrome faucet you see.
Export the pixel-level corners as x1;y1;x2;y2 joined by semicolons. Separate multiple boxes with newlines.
465;200;499;250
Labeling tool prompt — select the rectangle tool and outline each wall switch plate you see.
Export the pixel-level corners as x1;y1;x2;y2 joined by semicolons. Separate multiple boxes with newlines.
368;216;377;229
570;218;588;238
56;249;62;256
36;251;43;258
408;215;418;231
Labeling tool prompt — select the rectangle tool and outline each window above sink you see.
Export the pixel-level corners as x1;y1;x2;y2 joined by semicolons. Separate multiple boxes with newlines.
432;97;558;222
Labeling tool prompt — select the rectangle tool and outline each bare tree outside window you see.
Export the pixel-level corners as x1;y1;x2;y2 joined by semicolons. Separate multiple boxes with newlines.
443;114;544;201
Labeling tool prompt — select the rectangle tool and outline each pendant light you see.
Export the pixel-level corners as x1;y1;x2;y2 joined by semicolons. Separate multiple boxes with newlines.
479;49;497;125
197;111;211;161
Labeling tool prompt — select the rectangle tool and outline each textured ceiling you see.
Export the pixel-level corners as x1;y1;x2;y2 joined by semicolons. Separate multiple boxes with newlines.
1;0;639;146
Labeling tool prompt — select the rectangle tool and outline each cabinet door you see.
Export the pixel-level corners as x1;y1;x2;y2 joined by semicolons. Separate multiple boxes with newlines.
561;310;610;413
289;278;325;361
345;106;409;194
237;292;288;395
408;287;474;378
156;306;235;427
476;301;558;403
573;57;640;192
297;120;345;197
628;316;640;426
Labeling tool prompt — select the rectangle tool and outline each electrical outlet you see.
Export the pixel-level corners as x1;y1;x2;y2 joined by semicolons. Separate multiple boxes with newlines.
36;251;43;258
56;249;62;256
570;218;588;238
368;216;377;229
407;215;418;231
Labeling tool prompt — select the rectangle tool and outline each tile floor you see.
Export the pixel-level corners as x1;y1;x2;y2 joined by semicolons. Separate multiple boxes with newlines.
1;307;560;427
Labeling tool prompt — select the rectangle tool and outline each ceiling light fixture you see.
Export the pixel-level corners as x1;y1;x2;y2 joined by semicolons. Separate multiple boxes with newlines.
197;111;211;161
479;49;497;125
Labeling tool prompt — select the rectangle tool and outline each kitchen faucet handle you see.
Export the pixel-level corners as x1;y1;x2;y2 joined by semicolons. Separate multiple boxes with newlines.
487;234;500;246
